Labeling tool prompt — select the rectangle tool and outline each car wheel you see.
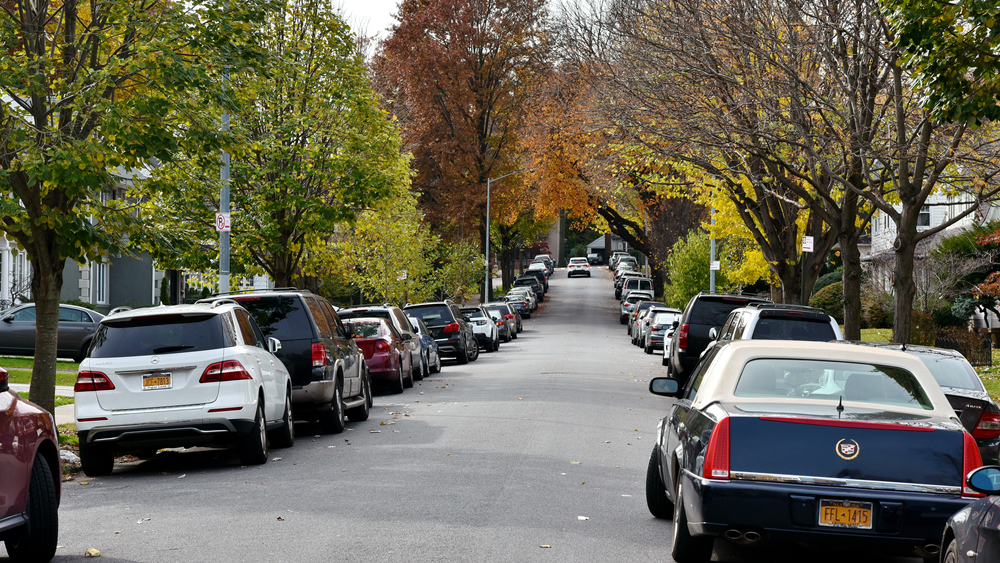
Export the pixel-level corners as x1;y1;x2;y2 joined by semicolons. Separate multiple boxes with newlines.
456;342;470;365
493;335;500;351
347;373;371;423
390;362;406;393
4;455;58;563
79;439;115;477
671;480;714;562
412;354;424;381
468;338;480;362
269;391;295;448
662;356;669;367
942;539;958;563
430;354;441;374
403;362;414;388
511;329;518;340
620;316;627;325
318;384;346;434
645;446;673;519
237;400;269;465
421;355;429;379
645;342;653;355
523;312;531;319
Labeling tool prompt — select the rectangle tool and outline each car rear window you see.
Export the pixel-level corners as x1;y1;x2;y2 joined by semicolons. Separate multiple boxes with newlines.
514;279;535;286
461;308;487;319
911;352;984;391
339;309;391;324
404;305;453;326
734;358;934;410
233;296;313;340
347;319;383;338
90;314;229;357
654;313;679;325
690;299;753;326
750;318;835;342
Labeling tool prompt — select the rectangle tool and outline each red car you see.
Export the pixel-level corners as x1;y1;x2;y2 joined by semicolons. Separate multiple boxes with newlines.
0;366;61;562
348;318;408;395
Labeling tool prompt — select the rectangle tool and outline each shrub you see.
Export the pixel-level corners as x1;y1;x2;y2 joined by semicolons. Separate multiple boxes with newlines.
932;303;966;328
910;311;936;346
863;302;892;329
62;298;100;311
809;281;843;323
812;270;842;296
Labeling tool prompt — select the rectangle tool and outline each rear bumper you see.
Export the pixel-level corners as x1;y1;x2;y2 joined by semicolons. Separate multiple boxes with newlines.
976;436;1000;466
79;417;256;452
435;337;464;358
292;378;335;406
364;353;400;383
680;472;972;555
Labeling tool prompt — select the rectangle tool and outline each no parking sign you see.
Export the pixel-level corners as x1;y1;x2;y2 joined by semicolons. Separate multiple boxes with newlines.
216;212;231;232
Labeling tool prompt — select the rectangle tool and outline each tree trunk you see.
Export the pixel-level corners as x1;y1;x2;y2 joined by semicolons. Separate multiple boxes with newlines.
27;243;64;415
892;230;918;344
841;232;863;340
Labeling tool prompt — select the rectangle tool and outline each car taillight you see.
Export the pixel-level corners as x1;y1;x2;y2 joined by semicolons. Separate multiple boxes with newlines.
200;360;253;383
651;326;663;331
443;322;460;333
375;340;390;352
312;342;327;367
497;320;505;326
678;323;690;351
703;417;730;479
504;314;513;319
74;371;115;392
973;411;1000;440
963;431;985;497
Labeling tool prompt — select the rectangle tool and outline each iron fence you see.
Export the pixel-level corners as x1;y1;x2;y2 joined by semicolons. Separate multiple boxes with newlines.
935;330;993;367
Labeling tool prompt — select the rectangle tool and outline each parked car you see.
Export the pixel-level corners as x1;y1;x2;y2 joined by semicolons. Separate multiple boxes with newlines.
461;306;500;352
339;304;424;382
408;316;442;375
533;254;555;275
620;292;654;324
627;300;665;338
404;301;479;365
609;251;630;270
645;310;681;354
665;292;771;384
844;341;1000;466
513;276;545;302
708;303;844;347
485;307;513;342
503;293;532;319
615;271;645;299
347;317;410;394
485;302;521;337
568;257;592;277
635;307;679;349
0;302;104;362
646;340;980;562
206;289;371;434
614;261;638;283
0;366;60;562
587;252;602;265
75;302;295;476
939;465;1000;563
506;286;537;312
621;276;654;302
521;268;549;291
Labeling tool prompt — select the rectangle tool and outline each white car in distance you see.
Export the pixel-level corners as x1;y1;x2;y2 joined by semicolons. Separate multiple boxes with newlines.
567;257;592;277
74;300;293;476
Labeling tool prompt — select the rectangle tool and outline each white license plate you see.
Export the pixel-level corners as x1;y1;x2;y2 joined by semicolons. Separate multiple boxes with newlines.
142;373;172;390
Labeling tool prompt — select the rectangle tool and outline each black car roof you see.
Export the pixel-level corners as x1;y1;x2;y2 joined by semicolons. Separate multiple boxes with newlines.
840;341;966;359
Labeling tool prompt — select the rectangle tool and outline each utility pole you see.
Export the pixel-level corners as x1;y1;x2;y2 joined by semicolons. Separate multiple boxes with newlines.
484;168;532;303
709;207;716;293
219;66;231;295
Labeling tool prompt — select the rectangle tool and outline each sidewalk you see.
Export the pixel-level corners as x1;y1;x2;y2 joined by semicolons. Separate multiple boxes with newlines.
9;383;75;425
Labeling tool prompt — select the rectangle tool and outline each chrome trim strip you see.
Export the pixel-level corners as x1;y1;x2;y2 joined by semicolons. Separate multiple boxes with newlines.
730;471;961;495
116;366;196;375
0;513;27;534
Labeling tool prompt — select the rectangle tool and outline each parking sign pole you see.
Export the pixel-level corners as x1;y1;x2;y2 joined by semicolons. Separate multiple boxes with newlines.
219;67;230;295
709;207;716;293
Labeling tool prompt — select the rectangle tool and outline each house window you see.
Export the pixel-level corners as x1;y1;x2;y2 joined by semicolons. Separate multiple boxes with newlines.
93;262;108;304
918;205;931;227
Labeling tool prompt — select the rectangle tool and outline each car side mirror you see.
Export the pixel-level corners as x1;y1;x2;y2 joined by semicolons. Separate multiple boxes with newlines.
672;320;680;329
967;466;1000;494
0;367;7;393
268;337;282;354
2;316;11;323
708;327;719;340
401;333;412;341
649;377;680;397
463;315;472;322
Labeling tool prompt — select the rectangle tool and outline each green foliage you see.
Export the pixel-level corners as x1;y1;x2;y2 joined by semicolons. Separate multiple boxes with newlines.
813;270;842;297
809;281;843;324
61;299;100;312
952;295;994;321
433;240;485;302
159;278;171;306
932;302;966;328
910;311;936;346
663;231;727;308
863;302;893;330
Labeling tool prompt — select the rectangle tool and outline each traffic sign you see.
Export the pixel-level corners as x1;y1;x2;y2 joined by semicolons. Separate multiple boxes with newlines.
216;212;231;232
710;260;720;271
802;236;814;253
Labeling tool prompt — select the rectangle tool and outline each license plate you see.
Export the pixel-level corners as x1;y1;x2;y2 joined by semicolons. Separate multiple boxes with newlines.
818;499;872;529
142;373;172;390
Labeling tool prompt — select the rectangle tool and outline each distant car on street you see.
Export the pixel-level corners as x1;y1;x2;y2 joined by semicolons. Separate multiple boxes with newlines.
408;316;442;375
348;317;411;394
567;257;592;277
404;301;479;365
0;302;104;362
587;253;602;265
619;292;654;324
642;308;681;354
461;306;500;353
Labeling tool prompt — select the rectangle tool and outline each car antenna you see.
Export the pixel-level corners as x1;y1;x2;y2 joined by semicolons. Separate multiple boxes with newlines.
836;396;844;418
900;342;906;351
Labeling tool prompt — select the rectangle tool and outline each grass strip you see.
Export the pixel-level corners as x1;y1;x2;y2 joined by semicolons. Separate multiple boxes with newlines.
8;368;79;388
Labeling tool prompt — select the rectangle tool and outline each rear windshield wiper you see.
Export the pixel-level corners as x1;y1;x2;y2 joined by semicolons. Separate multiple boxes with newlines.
152;345;196;354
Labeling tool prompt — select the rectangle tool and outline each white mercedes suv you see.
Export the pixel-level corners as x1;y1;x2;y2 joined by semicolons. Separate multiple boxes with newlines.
74;300;293;476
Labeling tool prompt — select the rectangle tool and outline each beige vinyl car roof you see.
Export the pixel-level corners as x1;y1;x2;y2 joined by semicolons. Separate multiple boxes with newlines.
691;340;957;418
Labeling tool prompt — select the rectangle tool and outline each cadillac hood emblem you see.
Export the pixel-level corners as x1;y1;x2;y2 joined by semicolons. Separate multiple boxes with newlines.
150;356;160;365
836;439;859;460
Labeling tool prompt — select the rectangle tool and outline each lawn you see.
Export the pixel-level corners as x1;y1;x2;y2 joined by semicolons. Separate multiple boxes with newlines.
1;355;80;387
15;392;74;408
7;368;79;388
0;356;79;371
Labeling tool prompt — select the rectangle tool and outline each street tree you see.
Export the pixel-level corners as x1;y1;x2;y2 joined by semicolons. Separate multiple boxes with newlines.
0;0;269;412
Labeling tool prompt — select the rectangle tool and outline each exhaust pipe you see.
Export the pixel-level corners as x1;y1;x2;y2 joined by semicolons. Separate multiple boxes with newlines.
743;531;762;542
722;529;763;545
724;529;743;541
924;544;940;555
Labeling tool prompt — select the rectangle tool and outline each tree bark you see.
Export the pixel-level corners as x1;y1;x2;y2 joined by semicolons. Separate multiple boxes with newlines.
27;237;65;415
840;233;863;339
892;218;919;343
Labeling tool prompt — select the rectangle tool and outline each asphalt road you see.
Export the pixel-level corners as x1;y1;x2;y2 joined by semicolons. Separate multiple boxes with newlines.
25;270;923;563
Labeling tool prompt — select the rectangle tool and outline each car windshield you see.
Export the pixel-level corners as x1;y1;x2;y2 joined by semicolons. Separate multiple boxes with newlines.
751;318;835;342
339;309;390;323
734;358;934;410
90;314;227;358
514;279;535;286
910;352;984;391
461;308;487;319
654;313;679;325
403;305;452;326
232;295;312;339
347;320;382;338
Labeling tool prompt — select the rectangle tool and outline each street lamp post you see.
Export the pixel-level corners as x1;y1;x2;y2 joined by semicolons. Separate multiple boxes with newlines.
484;168;532;303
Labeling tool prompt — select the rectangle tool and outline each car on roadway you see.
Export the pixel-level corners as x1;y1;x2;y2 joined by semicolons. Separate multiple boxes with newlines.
621;276;654;303
0;366;61;563
74;301;295;476
620;291;654;324
627;300;665;339
646;340;982;563
339;304;425;382
843;341;1000;466
587;252;602;265
408;316;442;375
404;301;479;365
205;289;371;435
484;302;521;338
503;292;532;319
707;303;843;347
609;251;630;270
513;276;545;302
567;257;592;277
614;261;638;283
0;302;104;362
521;267;549;291
642;309;682;354
506;287;537;313
665;292;771;385
347;317;411;394
615;271;646;299
461;306;500;353
939;464;1000;562
533;254;555;275
484;306;513;342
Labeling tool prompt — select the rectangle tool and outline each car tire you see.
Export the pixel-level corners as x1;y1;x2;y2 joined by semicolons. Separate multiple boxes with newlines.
456;343;470;365
942;538;958;563
430;354;441;374
671;480;714;562
413;354;424;381
468;338;480;362
493;336;500;351
645;342;653;354
662;356;669;367
390;363;406;393
318;384;346;434
237;401;269;465
4;455;58;563
403;363;414;388
511;329;518;340
79;439;115;477
645;446;674;519
620;316;627;325
347;373;371;422
523;312;531;319
269;391;295;448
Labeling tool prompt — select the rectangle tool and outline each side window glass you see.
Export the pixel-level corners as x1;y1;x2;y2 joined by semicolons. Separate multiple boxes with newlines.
394;310;413;333
306;298;333;339
248;315;267;349
684;347;719;401
720;314;736;340
11;306;36;321
732;314;748;339
221;312;239;347
235;310;260;347
323;302;348;338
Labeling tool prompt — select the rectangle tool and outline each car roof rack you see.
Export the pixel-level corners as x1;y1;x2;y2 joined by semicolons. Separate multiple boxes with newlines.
696;290;771;300
743;302;823;312
210;287;311;297
197;298;237;308
106;305;133;317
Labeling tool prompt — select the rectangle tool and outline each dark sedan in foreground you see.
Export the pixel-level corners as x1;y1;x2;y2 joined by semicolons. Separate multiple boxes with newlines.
645;340;981;562
940;465;1000;563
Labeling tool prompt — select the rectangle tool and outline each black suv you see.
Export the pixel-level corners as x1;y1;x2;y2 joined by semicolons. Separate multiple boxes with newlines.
404;301;479;365
665;292;771;384
205;289;371;434
520;269;549;291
